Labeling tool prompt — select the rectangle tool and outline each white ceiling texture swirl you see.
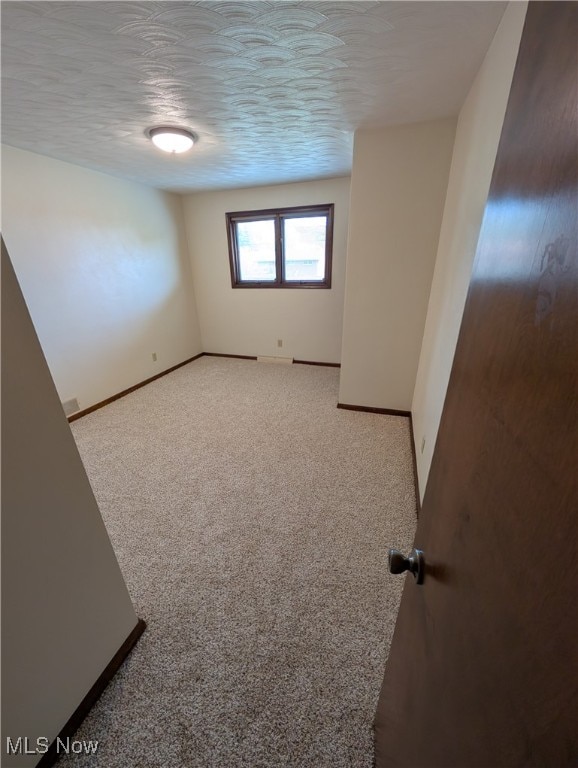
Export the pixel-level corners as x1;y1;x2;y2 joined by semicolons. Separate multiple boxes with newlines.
1;2;505;192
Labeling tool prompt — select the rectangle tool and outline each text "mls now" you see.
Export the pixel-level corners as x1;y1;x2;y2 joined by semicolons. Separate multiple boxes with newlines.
6;736;99;756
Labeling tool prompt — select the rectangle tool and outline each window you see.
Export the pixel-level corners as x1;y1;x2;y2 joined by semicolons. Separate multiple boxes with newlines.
226;204;334;288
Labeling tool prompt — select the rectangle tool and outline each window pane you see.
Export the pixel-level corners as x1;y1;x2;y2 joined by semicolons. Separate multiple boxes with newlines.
283;216;327;281
236;219;276;281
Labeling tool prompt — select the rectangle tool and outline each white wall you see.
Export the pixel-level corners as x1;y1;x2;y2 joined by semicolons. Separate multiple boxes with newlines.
339;118;456;411
1;145;201;412
412;2;528;500
182;177;350;363
2;243;139;767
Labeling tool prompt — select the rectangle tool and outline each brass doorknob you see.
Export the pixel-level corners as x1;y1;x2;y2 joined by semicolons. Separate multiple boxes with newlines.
388;548;425;585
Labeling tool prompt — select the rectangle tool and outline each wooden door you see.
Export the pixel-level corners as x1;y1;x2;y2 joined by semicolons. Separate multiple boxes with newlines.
374;4;578;766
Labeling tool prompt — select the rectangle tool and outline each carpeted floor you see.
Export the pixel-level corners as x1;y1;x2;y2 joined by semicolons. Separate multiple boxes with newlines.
63;357;417;768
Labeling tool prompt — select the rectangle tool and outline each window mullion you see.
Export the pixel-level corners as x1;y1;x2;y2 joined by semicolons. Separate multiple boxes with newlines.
275;214;283;285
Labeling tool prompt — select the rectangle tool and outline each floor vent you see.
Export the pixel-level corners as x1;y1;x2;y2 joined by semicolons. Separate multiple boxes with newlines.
256;356;293;365
62;398;80;416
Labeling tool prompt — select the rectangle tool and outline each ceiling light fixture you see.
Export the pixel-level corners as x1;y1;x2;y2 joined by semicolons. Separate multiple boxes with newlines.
147;126;195;154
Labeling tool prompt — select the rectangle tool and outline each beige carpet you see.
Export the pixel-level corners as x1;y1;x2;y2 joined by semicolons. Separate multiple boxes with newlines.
63;357;417;768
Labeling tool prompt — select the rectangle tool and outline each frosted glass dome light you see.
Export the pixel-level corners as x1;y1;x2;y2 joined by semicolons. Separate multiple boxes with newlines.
148;127;195;153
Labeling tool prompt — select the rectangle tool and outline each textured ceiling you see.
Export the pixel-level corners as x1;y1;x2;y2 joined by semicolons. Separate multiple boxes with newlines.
1;1;505;192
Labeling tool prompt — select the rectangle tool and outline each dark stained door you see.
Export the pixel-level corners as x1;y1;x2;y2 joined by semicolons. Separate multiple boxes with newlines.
374;4;578;766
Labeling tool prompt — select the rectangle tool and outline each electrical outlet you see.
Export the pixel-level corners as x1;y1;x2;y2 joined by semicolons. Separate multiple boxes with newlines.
277;339;283;348
421;437;426;454
152;352;157;362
